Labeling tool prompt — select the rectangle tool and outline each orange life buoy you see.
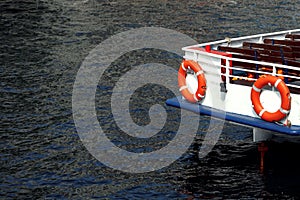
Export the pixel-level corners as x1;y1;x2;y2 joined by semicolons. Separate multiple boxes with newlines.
251;75;291;122
178;60;207;103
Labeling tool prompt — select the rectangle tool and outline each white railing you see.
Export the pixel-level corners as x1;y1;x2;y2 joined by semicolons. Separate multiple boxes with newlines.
183;51;300;91
222;56;300;90
183;29;300;92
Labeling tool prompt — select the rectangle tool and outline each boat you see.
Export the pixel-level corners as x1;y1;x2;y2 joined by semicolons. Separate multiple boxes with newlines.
166;29;300;143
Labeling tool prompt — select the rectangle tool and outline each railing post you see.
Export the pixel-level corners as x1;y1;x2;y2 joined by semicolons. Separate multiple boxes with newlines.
193;52;197;62
226;58;230;84
272;65;277;91
272;65;276;76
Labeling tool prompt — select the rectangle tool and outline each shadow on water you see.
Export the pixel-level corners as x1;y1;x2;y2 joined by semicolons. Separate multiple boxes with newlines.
263;141;300;197
165;122;300;198
173;137;300;199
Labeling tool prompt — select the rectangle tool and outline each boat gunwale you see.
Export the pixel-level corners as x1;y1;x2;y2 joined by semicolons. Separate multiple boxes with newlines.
182;29;300;51
183;51;300;72
182;29;300;71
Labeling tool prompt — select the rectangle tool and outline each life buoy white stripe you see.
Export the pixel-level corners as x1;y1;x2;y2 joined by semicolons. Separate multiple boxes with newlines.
181;63;187;71
259;108;266;117
280;107;290;114
198;93;205;99
252;85;261;93
179;85;188;91
196;70;204;76
193;94;198;102
274;79;282;88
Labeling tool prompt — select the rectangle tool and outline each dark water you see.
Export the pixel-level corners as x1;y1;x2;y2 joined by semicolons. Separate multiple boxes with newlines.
1;0;300;199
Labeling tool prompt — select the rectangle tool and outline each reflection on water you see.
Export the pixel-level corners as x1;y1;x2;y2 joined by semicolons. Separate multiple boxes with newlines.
1;0;300;198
